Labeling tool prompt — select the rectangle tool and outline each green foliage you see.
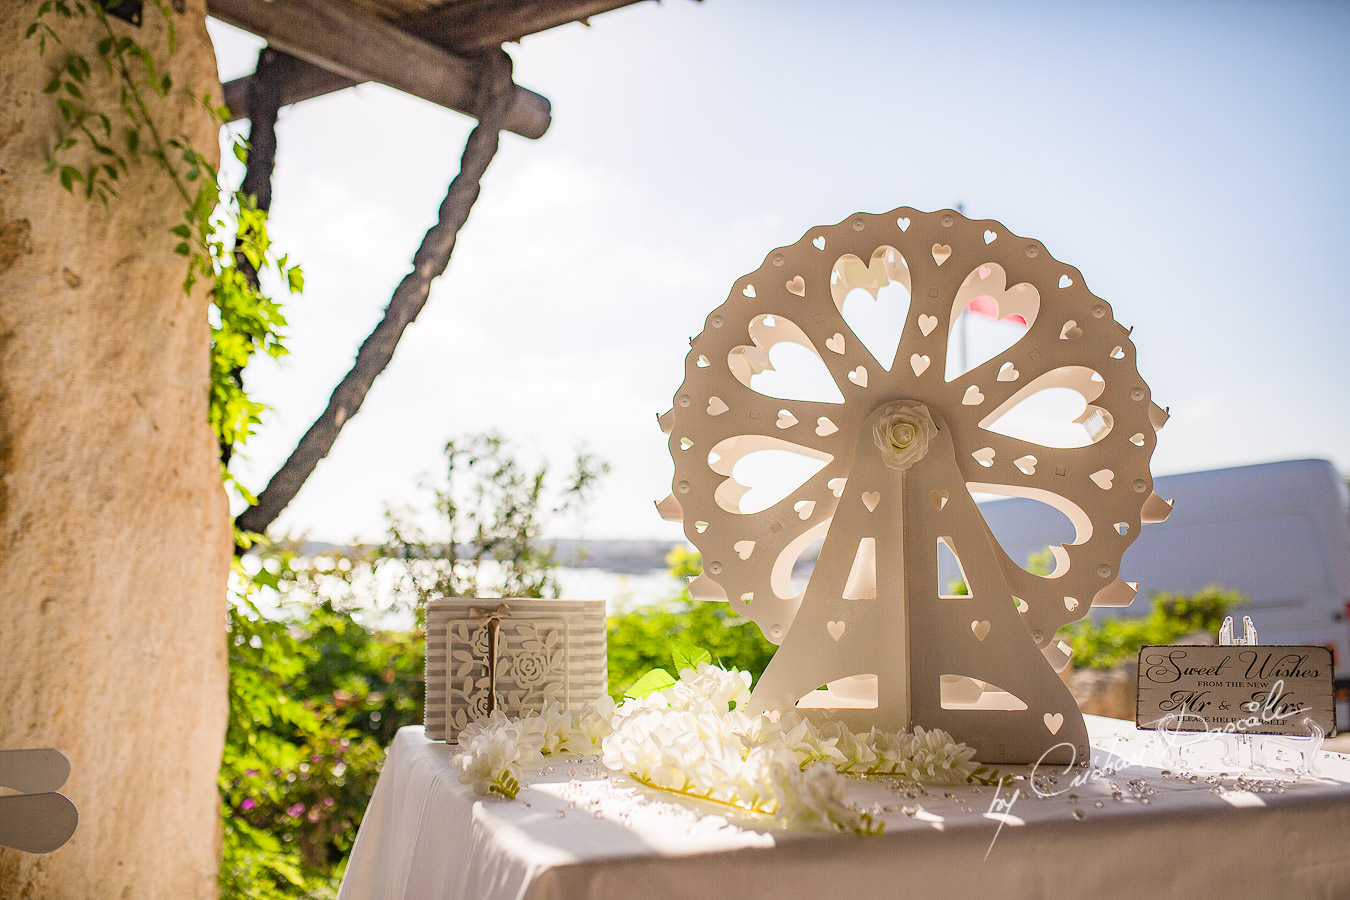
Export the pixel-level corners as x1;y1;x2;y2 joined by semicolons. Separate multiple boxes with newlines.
28;0;301;500
607;548;778;699
381;432;608;606
221;567;396;899
1063;584;1244;670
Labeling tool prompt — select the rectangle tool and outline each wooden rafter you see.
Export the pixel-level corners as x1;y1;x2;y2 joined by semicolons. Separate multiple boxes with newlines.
214;0;655;127
207;0;552;138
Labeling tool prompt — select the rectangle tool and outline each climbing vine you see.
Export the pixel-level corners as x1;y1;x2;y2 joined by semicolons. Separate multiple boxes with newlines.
28;0;301;508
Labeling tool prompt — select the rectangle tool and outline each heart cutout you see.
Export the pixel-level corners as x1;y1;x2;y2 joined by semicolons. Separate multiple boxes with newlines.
827;477;847;497
734;540;756;560
812;235;826;251
827;620;846;641
816;416;838;437
972;447;995;467
918;313;938;336
962;385;984;406
861;491;880;512
896;216;910;231
1059;274;1074;289
740;591;754;604
776;409;798;429
848;366;868;387
1129;432;1145;447
1014;454;1037;475
909;353;930;376
786;275;806;297
1064;596;1079;611
1060;320;1082;340
742;284;756;298
931;243;952;266
1044;712;1064;734
825;332;846;354
930;489;948;510
1090;468;1114;490
996;362;1019;382
984;229;998;244
971;620;991;641
977;265;992;280
795;499;816;520
1110;345;1126;360
707;396;729;416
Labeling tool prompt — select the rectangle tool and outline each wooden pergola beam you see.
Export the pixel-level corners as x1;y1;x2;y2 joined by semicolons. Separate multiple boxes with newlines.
207;0;551;138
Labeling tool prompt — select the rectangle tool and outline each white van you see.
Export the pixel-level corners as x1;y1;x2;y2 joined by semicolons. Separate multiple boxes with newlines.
957;459;1350;687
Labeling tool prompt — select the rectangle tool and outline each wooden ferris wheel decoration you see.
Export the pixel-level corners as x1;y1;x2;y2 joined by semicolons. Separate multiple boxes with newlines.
659;207;1172;763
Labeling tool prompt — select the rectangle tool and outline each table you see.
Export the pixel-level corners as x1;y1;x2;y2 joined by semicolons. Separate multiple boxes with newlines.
338;719;1350;899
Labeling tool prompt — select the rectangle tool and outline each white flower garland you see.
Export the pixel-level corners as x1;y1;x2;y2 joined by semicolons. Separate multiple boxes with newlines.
451;663;986;835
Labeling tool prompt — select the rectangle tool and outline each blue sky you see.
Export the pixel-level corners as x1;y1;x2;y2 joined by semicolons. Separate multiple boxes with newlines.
208;0;1350;544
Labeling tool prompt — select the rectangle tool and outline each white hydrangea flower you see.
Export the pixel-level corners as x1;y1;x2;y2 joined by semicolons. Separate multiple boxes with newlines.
518;700;572;756
770;761;878;835
453;721;525;798
777;710;847;767
567;694;616;752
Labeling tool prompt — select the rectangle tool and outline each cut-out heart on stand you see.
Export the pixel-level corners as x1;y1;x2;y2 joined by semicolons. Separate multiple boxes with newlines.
812;236;826;251
918;314;938;336
862;491;880;512
743;284;756;298
816;417;838;436
932;243;952;265
827;620;846;641
972;447;996;467
984;230;998;244
1014;455;1037;475
848;366;868;387
787;276;806;297
734;540;756;560
828;477;847;497
971;620;991;641
962;385;984;406
1064;596;1079;611
1059;274;1074;289
795;500;816;520
707;396;729;416
896;217;910;231
1090;468;1114;489
1060;320;1082;340
1044;712;1064;734
776;410;798;429
910;354;930;376
825;333;845;354
930;490;948;510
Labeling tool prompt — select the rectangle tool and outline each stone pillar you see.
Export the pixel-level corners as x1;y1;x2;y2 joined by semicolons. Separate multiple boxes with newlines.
0;3;231;897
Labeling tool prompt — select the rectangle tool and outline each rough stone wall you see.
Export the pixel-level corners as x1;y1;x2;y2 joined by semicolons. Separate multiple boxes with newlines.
0;3;230;897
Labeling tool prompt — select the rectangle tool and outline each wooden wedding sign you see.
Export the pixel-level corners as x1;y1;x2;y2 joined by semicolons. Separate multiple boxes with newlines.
1136;644;1335;736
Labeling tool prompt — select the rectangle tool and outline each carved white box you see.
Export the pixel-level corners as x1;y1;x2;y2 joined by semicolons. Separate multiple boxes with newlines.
424;598;607;742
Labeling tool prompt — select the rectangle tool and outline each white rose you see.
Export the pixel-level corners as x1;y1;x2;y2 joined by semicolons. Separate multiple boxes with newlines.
872;403;938;471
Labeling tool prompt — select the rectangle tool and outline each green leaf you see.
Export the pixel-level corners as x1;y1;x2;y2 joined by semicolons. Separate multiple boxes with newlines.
625;668;676;699
670;638;711;674
170;223;190;238
174;242;190;256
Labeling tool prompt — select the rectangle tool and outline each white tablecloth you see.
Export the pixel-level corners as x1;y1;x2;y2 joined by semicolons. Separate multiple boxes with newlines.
338;719;1350;900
